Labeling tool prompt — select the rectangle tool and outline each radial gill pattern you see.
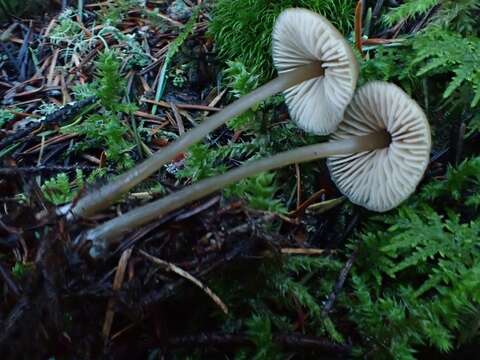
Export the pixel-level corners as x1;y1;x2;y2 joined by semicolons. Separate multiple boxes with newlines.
327;81;432;212
272;8;358;135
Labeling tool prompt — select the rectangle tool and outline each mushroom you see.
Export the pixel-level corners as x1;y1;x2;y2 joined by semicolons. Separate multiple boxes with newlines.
273;8;358;134
64;8;358;220
83;81;431;257
327;81;432;212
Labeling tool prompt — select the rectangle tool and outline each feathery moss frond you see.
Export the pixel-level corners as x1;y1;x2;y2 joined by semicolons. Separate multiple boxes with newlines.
383;0;480;35
348;157;480;357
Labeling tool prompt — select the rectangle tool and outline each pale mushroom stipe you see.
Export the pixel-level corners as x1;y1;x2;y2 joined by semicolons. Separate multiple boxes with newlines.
84;81;431;257
63;8;358;221
85;132;389;257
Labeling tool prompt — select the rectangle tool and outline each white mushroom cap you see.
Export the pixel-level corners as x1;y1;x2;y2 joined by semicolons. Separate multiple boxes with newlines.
272;8;358;135
327;81;432;212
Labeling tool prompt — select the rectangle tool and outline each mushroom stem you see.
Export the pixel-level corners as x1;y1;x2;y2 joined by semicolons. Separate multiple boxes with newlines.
67;62;325;220
86;130;390;257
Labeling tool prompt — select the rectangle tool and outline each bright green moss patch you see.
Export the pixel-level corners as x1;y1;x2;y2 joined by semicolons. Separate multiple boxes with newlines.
209;0;355;81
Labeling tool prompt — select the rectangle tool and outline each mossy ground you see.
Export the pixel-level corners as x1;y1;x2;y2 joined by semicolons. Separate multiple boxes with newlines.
0;0;480;359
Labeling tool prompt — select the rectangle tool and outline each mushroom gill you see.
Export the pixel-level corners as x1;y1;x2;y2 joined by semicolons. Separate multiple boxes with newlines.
327;81;432;212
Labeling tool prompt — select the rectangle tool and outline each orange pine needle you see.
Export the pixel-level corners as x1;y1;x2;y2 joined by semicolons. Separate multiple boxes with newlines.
355;0;364;55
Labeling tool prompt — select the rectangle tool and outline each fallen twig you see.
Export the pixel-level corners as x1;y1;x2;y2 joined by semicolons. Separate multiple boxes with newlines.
141;98;221;112
102;248;133;344
140;250;228;315
322;249;357;316
280;248;326;256
355;0;364;55
0;97;96;152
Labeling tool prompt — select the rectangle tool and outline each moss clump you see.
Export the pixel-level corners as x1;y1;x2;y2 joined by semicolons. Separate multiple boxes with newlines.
209;0;355;81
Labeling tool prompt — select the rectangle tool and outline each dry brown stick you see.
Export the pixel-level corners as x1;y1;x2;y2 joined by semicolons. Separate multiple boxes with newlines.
280;248;326;256
139;250;229;315
138;46;169;75
288;189;325;218
134;111;165;121
322;249;357;316
354;0;364;55
295;163;301;209
138;216;267;307
172;196;220;222
111;322;136;341
5;98;42;107
170;102;185;135
11;85;61;99
8;110;41;118
21;134;77;154
102;248;133;343
141;98;221;112
47;49;59;86
0;97;96;151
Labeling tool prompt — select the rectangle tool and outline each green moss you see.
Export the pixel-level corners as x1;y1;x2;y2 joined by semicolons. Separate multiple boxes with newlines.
346;158;480;358
382;0;480;35
0;109;15;128
209;0;355;81
64;50;136;169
